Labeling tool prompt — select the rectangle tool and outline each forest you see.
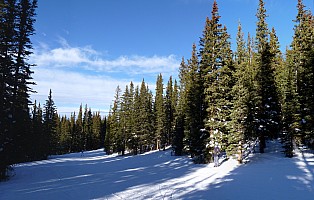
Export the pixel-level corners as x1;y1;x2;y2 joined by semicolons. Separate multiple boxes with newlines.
1;0;314;180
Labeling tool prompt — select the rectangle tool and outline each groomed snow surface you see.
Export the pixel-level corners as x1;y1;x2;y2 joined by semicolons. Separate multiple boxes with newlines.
1;140;314;200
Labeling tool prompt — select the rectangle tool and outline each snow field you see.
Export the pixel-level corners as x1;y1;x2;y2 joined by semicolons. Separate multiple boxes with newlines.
0;140;314;200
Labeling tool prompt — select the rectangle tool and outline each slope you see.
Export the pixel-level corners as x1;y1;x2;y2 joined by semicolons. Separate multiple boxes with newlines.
0;140;313;200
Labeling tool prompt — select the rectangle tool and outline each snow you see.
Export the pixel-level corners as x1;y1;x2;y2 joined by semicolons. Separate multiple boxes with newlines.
1;141;314;200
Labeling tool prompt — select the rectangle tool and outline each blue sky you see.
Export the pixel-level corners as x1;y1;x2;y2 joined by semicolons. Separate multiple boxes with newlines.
30;0;314;116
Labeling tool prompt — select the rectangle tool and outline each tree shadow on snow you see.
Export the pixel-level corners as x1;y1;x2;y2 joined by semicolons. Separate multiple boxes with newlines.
0;149;204;200
182;141;314;200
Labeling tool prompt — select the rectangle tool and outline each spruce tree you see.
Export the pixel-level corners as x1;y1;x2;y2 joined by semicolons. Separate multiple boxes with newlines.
89;111;102;150
228;22;249;163
290;0;314;145
200;0;234;161
138;79;153;153
43;89;58;156
282;48;300;157
155;74;165;150
104;111;113;154
70;112;77;152
186;43;207;162
76;104;84;152
111;86;122;154
132;86;140;154
0;0;37;178
83;105;93;150
165;76;174;146
31;100;45;159
126;82;136;151
172;59;188;156
59;115;71;154
100;116;106;149
120;84;134;155
254;0;281;152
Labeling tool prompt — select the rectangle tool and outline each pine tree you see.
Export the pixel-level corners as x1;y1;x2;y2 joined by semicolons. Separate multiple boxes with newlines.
200;0;234;161
100;116;106;149
91;111;102;149
138;79;153;153
10;0;37;162
31;100;45;159
155;74;165;150
254;0;281;153
43;89;58;156
186;43;208;162
75;104;84;152
165;76;174;146
290;0;314;145
110;86;122;154
83;105;93;150
172;79;179;128
131;86;141;154
172;58;188;156
126;81;136;151
0;0;37;178
120;85;131;155
104;110;113;154
59;115;71;154
228;22;249;163
281;48;300;157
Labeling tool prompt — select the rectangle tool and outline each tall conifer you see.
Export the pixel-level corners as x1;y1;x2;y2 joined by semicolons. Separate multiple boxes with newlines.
200;0;234;160
155;74;165;150
254;0;281;152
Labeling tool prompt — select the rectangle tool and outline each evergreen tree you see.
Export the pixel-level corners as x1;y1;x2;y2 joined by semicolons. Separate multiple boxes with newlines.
155;74;166;150
132;86;141;154
104;110;113;154
120;85;131;155
100;116;106;149
31;101;45;159
43;89;58;156
69;112;78;152
91;111;102;150
76;104;84;152
59;115;71;154
200;0;234;161
165;76;174;146
228;22;249;163
83;105;93;150
110;86;122;154
290;0;314;145
0;0;37;179
172;79;179;129
281;48;300;157
126;82;136;151
186;43;208;162
9;0;37;163
254;0;281;153
172;58;188;156
138;79;153;153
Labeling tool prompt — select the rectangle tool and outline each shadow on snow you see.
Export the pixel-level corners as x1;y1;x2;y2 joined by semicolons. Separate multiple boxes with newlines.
183;140;314;200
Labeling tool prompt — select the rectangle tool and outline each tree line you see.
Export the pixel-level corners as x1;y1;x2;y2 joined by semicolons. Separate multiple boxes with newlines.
105;0;314;164
1;0;313;180
31;90;106;158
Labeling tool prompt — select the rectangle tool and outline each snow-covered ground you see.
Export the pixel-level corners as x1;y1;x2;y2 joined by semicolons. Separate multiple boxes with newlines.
1;140;314;200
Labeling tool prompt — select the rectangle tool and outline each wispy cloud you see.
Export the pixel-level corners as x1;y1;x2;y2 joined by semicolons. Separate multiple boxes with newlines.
31;67;131;115
31;39;180;75
30;38;180;115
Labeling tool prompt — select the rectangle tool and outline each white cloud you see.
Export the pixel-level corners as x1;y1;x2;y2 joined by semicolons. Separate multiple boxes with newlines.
31;41;180;75
31;67;130;115
30;39;180;115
